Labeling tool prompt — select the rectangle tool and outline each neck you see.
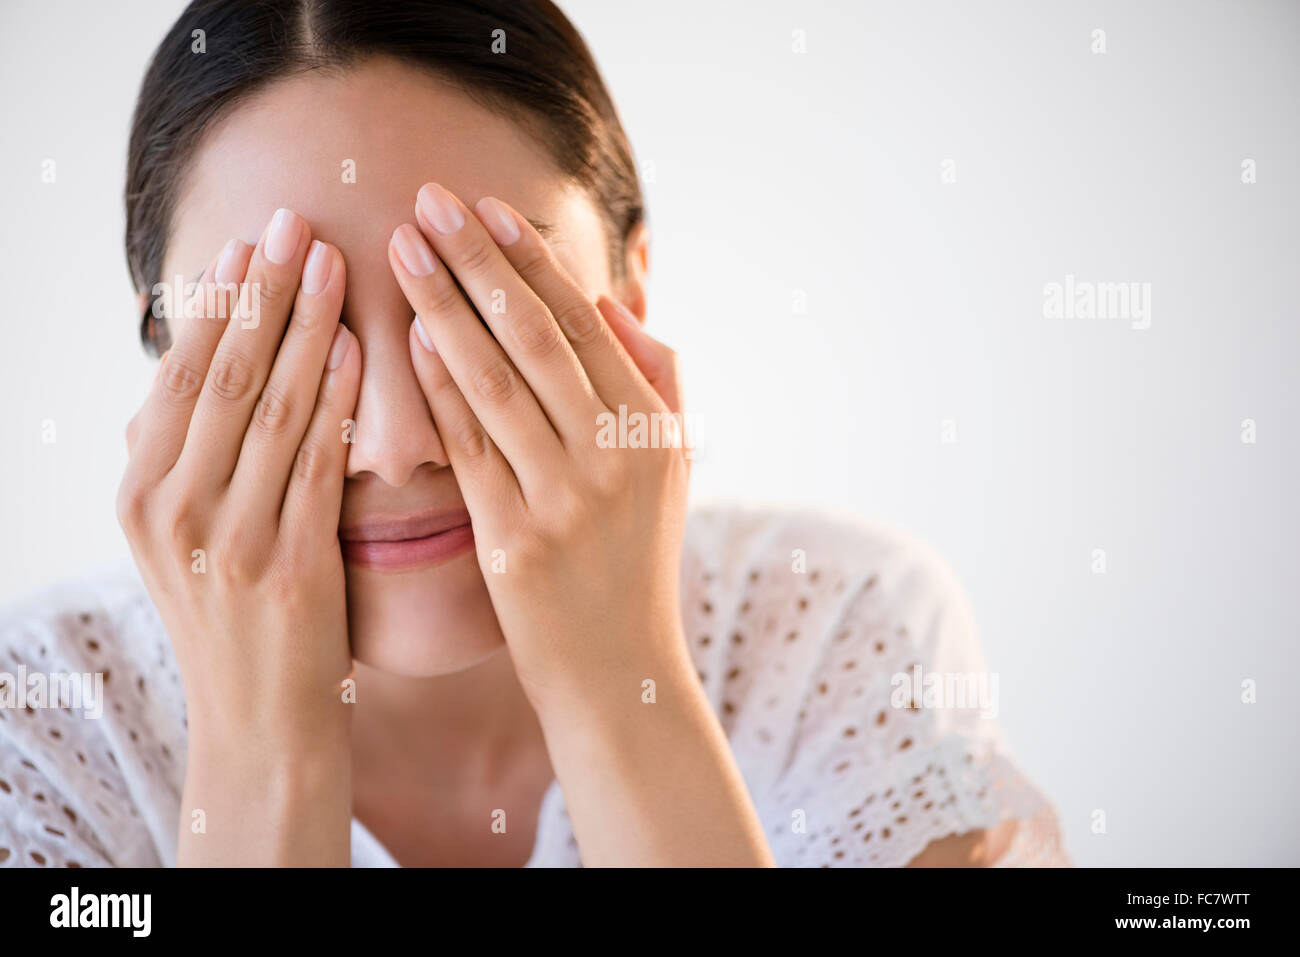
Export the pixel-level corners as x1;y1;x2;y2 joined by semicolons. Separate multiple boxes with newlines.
349;645;546;785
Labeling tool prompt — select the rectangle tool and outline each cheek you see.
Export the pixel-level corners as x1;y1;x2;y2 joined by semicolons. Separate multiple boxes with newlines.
551;243;612;301
545;190;615;295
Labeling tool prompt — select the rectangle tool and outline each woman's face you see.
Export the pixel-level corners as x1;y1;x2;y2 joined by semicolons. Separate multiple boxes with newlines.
160;57;617;676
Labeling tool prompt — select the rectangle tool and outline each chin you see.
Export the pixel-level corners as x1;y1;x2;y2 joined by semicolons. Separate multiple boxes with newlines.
344;549;506;676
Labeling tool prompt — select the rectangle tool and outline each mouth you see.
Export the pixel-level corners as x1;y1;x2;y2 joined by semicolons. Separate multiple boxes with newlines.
338;508;475;572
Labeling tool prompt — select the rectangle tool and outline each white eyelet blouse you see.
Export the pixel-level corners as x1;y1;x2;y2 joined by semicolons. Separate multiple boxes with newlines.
0;502;1068;867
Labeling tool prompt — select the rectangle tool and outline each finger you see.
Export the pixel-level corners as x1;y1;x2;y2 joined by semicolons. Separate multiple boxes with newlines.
228;241;347;525
122;238;253;486
470;194;656;415
596;295;684;416
279;324;360;547
173;208;312;493
596;296;691;467
413;183;606;439
406;318;521;521
125;349;168;457
388;222;562;494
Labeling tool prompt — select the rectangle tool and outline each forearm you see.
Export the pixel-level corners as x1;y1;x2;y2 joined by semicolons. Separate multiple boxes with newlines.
535;639;775;867
177;720;352;867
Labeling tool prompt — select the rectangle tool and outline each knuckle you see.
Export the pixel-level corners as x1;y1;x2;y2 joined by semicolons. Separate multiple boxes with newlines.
251;382;294;436
471;359;520;403
292;439;333;485
287;299;328;337
554;296;603;347
451;412;491;461
510;312;564;359
219;536;265;584
425;276;467;318
457;235;495;277
512;241;553;280
114;479;148;533
534;498;594;553
165;491;205;539
255;270;294;313
207;352;257;402
157;355;205;406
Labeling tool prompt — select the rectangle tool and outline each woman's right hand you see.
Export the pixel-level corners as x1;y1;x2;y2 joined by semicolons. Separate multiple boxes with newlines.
115;208;361;865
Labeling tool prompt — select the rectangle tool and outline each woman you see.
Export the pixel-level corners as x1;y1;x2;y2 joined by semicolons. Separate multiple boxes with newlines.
0;0;1066;867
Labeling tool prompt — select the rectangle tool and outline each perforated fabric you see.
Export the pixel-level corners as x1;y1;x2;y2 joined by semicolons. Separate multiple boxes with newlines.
0;503;1067;867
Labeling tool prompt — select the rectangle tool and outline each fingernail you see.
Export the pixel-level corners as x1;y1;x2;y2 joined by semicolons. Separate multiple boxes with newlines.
264;208;301;265
215;239;244;284
327;324;351;370
412;316;436;353
302;240;333;295
476;197;520;245
603;296;642;330
393;224;437;276
417;183;465;235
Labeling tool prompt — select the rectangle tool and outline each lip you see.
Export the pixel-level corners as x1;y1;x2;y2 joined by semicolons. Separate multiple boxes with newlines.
339;508;475;572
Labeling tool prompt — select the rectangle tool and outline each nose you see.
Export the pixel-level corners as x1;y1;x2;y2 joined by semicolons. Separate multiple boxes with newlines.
344;320;448;485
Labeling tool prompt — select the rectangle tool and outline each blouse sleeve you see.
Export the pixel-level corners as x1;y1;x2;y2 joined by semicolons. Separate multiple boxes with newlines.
755;524;1069;867
0;573;170;868
0;732;117;868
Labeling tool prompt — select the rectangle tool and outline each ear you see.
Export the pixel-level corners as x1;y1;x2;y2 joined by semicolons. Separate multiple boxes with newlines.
137;290;170;357
613;220;649;324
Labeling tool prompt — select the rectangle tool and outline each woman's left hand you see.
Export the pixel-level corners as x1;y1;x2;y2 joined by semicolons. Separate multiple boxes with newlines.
387;183;773;866
387;183;691;717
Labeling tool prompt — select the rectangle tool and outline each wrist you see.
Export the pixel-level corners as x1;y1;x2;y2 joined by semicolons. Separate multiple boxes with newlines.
180;717;352;866
529;635;703;750
184;673;354;754
525;635;774;866
185;702;351;786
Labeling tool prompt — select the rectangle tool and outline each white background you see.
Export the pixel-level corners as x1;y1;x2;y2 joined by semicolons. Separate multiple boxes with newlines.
1;0;1297;865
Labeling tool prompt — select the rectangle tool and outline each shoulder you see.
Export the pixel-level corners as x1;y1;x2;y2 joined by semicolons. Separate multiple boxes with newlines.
0;562;184;867
680;499;979;664
683;500;970;597
679;501;1064;867
0;560;182;722
2;560;161;649
678;499;990;768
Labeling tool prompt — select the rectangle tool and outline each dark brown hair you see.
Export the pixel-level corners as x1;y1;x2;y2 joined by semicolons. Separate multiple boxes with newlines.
126;0;644;355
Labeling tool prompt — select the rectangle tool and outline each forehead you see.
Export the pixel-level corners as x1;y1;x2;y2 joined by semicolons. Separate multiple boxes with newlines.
165;56;607;289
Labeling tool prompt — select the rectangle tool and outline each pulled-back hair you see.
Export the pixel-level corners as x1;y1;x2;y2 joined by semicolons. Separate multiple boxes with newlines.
126;0;643;354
